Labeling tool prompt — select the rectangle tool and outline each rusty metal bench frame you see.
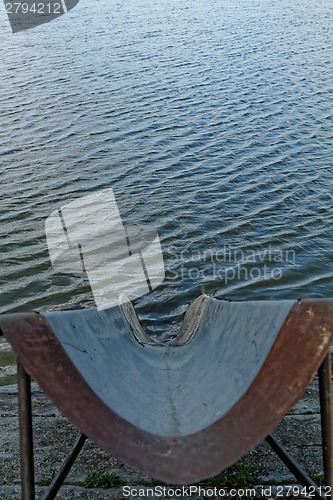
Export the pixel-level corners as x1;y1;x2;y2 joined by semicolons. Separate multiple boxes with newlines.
13;351;333;500
1;297;333;500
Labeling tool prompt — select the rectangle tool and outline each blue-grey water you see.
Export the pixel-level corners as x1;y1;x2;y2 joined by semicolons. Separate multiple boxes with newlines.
0;0;332;384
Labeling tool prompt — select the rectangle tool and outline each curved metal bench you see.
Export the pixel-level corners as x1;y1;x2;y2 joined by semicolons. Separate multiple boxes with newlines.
1;296;333;498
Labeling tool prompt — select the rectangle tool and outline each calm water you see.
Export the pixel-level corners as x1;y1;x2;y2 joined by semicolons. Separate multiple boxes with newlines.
0;0;332;384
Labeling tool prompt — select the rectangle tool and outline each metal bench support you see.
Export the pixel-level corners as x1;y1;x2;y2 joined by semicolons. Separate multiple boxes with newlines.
319;351;333;492
16;353;333;499
17;358;34;500
17;359;86;500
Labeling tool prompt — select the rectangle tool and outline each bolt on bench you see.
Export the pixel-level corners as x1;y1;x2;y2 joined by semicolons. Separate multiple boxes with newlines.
0;295;333;499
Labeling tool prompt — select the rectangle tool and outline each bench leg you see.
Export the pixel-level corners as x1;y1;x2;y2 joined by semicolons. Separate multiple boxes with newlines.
318;351;333;493
41;434;86;500
17;358;35;500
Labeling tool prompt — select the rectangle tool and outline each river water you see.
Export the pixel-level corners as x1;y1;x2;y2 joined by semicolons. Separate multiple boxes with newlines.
0;0;332;384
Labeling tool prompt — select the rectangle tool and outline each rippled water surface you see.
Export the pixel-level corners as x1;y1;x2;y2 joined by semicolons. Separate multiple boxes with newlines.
0;0;332;383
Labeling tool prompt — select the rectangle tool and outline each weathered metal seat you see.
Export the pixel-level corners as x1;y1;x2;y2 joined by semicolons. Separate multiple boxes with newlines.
1;296;333;497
